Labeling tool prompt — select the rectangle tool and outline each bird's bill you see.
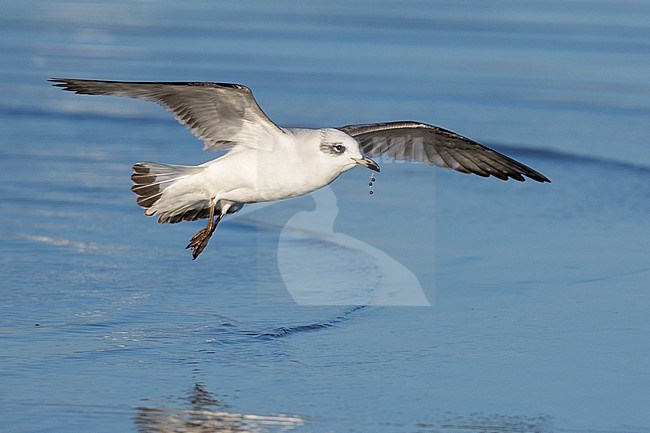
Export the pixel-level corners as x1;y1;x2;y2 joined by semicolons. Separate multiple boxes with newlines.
353;156;381;172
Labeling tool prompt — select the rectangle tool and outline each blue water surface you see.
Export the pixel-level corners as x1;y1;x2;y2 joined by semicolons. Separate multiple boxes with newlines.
1;1;649;432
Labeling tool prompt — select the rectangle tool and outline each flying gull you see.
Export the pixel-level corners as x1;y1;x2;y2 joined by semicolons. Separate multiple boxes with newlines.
51;79;550;259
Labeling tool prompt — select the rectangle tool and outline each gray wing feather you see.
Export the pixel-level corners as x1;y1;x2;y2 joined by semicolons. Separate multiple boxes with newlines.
339;121;550;182
51;78;285;151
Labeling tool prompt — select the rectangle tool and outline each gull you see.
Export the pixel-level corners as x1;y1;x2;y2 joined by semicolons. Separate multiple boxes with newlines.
50;79;550;259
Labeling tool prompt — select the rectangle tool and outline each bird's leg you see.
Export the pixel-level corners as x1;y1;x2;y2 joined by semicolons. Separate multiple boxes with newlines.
186;197;223;260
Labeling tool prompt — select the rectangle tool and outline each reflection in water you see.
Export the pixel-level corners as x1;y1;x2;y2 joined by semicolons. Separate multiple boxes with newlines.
134;385;555;433
135;385;303;433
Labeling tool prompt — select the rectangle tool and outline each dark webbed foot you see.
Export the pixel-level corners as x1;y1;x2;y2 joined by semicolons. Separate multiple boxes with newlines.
185;198;222;260
186;223;217;259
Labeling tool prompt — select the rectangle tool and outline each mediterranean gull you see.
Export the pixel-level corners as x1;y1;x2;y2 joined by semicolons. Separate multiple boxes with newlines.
50;79;550;259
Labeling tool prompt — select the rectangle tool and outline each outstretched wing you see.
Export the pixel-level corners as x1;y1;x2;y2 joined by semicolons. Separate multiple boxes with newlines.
50;78;286;151
339;121;550;182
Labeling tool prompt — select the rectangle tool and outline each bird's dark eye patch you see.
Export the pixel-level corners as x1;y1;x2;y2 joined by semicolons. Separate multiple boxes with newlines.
320;142;346;155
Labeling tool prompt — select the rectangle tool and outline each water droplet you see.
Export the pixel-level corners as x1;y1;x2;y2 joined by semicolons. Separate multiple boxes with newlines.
368;172;377;195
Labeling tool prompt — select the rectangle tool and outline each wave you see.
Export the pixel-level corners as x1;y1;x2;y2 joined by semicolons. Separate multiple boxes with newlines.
15;233;100;252
0;105;166;126
251;305;366;339
203;305;367;348
487;142;650;174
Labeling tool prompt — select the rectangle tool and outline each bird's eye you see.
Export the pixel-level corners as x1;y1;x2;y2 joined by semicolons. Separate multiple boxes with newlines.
332;144;346;154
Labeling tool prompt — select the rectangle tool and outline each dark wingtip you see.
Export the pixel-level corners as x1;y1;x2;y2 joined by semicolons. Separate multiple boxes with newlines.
490;170;550;183
49;78;68;86
529;172;551;183
49;78;80;93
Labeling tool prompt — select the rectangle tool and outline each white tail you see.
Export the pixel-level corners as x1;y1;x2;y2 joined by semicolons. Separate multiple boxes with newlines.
131;162;208;223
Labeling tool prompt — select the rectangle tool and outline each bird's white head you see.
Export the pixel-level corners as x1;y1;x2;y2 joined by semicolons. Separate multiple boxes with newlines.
313;128;380;178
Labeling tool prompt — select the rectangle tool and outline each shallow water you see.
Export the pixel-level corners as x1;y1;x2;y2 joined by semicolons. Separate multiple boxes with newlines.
1;1;649;432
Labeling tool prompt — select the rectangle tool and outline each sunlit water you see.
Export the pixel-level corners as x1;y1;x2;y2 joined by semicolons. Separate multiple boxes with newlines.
1;1;649;432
